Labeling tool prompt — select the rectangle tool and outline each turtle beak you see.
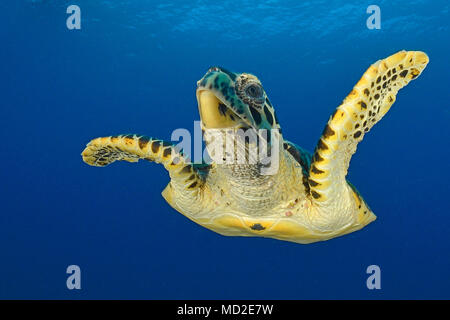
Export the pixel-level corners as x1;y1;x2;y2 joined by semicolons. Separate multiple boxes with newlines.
196;89;236;129
196;68;256;130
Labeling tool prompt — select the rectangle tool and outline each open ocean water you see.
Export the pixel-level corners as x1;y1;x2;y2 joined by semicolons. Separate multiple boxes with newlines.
0;1;449;299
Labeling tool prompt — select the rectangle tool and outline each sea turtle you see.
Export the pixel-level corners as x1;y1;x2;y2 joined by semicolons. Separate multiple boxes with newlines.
81;50;428;244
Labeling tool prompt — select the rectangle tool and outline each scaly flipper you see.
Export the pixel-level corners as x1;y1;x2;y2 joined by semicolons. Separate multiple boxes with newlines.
81;134;204;194
308;50;429;204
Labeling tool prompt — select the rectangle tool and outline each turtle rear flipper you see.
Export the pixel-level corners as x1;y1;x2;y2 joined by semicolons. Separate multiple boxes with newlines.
308;51;429;210
81;134;204;194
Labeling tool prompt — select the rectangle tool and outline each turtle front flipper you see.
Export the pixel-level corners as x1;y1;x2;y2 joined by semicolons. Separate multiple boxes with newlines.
81;134;205;194
308;51;428;207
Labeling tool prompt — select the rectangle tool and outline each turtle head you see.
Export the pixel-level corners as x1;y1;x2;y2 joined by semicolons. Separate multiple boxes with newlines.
196;67;281;133
196;67;282;172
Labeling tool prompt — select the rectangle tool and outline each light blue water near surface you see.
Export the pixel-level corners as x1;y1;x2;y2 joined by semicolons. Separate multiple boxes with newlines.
0;1;449;299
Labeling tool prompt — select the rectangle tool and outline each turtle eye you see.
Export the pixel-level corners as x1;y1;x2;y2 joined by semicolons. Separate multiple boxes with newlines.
245;83;264;99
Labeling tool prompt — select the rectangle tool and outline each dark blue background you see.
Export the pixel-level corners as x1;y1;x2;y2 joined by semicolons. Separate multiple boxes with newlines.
1;0;449;299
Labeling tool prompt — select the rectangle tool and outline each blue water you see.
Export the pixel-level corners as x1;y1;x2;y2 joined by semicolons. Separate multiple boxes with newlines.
1;0;449;299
